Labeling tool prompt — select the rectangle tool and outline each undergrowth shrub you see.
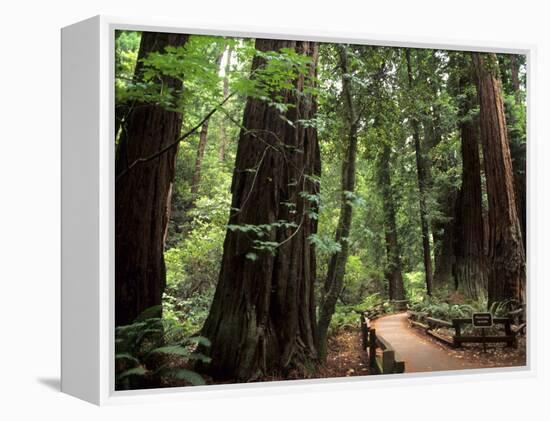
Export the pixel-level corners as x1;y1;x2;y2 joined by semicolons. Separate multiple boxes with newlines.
115;306;211;390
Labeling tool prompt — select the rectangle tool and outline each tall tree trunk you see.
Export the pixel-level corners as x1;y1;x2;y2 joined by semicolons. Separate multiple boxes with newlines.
425;70;458;288
219;44;234;162
424;101;457;288
378;139;406;301
507;54;527;252
190;52;225;196
432;191;457;286
453;66;487;300
405;49;434;296
201;39;320;381
317;45;359;359
190;119;210;196
115;32;188;327
472;53;525;305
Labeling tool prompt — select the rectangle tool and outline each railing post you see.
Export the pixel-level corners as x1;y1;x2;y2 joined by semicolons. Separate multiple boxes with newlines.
360;313;368;351
382;350;395;374
504;318;516;348
369;328;377;369
452;319;462;347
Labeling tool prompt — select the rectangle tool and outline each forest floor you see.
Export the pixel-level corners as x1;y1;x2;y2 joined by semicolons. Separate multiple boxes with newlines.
316;327;370;378
373;313;526;373
163;312;525;388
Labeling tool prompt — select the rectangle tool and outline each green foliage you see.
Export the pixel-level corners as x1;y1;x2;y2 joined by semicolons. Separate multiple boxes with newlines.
403;271;427;302
328;293;389;337
410;295;520;322
327;307;360;336
308;233;342;255
488;299;521;317
115;309;211;390
114;32;526;382
409;298;478;320
115;31;140;92
232;45;316;105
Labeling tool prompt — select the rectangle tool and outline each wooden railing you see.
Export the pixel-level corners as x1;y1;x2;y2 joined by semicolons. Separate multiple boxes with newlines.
407;311;518;348
360;313;405;375
508;307;527;335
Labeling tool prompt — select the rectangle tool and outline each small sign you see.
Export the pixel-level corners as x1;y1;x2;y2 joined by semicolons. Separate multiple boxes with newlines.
472;312;493;328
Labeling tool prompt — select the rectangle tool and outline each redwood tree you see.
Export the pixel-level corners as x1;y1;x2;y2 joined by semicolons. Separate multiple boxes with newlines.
317;45;359;359
372;60;406;303
405;49;434;296
453;60;487;300
377;139;406;302
506;54;527;251
472;53;525;305
115;32;188;326
201;39;321;381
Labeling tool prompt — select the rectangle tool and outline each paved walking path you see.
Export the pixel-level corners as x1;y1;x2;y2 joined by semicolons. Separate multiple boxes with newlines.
372;312;478;373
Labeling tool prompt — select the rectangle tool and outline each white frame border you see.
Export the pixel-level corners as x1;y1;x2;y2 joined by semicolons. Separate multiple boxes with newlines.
64;14;537;405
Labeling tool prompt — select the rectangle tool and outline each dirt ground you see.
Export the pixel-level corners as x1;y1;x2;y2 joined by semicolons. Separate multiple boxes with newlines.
317;327;370;378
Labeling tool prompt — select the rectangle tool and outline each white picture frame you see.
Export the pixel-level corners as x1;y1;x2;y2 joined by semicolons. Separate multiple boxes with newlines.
61;15;535;406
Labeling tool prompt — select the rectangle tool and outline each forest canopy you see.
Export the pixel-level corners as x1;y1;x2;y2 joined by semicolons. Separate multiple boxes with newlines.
113;31;526;389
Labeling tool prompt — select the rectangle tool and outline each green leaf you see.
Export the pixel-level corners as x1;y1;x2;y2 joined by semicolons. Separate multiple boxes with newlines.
187;336;212;347
134;305;162;322
150;345;191;357
189;352;212;364
118;367;147;380
246;252;258;261
170;369;206;386
115;353;140;364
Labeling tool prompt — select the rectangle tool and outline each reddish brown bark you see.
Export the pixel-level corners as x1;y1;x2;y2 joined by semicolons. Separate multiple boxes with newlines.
454;66;487;300
472;53;525;305
115;32;188;326
507;54;527;251
201;39;320;381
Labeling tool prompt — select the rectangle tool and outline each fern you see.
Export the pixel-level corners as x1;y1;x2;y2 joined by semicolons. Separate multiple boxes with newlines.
115;306;212;390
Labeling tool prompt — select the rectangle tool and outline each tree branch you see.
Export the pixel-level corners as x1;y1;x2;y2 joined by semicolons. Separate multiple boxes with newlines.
115;92;236;184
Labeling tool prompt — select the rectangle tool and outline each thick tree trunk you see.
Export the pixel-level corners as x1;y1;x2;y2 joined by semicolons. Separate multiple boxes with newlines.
201;39;320;381
472;53;525;305
405;49;434;296
453;67;487;300
378;141;406;301
316;45;359;359
115;32;188;326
